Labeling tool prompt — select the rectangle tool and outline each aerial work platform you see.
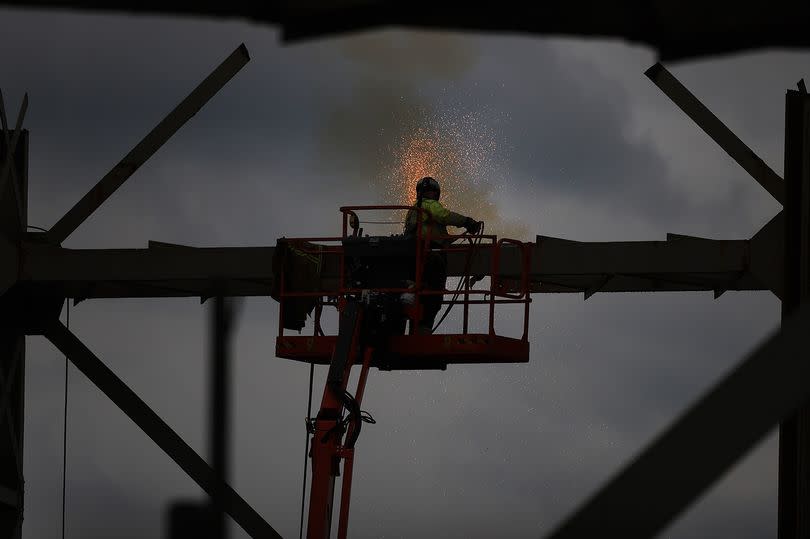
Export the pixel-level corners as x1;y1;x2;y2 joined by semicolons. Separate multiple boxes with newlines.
272;206;532;538
276;333;529;370
272;205;531;370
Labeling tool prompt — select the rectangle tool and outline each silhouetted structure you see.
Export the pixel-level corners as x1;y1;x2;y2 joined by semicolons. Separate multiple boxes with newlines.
0;30;808;539
2;2;810;61
168;292;240;539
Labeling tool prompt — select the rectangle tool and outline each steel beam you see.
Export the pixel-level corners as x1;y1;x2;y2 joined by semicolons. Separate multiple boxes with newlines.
0;485;19;509
0;332;24;539
18;235;766;300
42;322;281;539
529;236;747;275
46;44;250;245
0;130;27;297
646;62;785;204
530;273;764;295
209;293;239;539
0;233;15;299
545;301;810;539
0;93;28;233
22;245;277;283
0;122;26;538
750;211;785;298
778;89;810;539
1;2;810;61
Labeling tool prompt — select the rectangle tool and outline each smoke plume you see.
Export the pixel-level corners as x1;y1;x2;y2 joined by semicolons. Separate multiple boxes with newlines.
317;30;530;240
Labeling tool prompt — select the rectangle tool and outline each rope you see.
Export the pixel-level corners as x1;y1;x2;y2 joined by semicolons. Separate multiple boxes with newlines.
62;300;69;539
299;362;315;539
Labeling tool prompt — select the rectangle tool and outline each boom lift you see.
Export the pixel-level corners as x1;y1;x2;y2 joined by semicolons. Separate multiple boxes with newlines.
273;206;532;538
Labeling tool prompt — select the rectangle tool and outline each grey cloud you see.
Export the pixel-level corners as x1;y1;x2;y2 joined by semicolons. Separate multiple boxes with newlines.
3;6;806;539
1;9;359;246
313;31;483;180
459;39;695;224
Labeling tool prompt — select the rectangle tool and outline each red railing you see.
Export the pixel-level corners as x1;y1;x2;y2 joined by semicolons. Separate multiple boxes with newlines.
277;206;531;341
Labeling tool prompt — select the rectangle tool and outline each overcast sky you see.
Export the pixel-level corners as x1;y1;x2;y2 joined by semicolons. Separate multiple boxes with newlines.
1;6;807;539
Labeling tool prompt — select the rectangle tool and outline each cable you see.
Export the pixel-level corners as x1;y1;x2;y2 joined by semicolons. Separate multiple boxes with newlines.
299;362;315;539
341;390;362;448
432;223;485;333
27;225;48;233
62;300;69;539
339;387;376;449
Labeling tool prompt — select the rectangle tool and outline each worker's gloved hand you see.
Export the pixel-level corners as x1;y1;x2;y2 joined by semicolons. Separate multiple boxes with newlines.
463;217;482;235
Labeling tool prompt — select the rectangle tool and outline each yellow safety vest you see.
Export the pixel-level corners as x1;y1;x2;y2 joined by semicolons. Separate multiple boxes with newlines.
404;199;467;242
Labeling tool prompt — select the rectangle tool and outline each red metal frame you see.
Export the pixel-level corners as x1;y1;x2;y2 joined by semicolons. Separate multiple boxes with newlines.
277;206;532;359
277;206;533;538
306;310;366;539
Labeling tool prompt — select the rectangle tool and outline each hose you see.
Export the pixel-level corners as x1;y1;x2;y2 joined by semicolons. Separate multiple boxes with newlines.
432;222;485;333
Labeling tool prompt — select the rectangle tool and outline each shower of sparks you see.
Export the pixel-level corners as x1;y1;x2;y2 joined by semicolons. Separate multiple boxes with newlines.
378;105;528;240
385;111;494;207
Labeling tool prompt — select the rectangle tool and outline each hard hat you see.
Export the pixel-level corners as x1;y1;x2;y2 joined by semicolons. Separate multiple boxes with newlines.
416;176;440;199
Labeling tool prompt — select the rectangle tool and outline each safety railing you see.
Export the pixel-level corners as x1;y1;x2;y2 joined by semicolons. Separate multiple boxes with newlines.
276;206;531;341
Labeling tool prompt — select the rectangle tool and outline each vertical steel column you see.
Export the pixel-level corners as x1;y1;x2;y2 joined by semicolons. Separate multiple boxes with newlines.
778;87;810;539
0;128;27;538
210;293;234;539
0;333;24;539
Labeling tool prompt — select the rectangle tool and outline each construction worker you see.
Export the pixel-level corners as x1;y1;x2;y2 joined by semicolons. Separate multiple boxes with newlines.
404;176;481;334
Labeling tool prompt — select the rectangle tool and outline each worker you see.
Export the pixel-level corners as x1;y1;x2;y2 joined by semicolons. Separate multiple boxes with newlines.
404;176;481;334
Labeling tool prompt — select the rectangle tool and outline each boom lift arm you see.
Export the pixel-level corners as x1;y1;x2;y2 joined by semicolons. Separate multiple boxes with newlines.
285;206;532;538
306;300;374;539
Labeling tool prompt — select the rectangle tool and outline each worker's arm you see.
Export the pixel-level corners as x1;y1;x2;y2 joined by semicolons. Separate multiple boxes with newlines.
423;200;467;227
404;208;417;234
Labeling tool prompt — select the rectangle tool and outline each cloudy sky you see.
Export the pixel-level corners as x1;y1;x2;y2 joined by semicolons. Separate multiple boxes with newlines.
1;6;807;539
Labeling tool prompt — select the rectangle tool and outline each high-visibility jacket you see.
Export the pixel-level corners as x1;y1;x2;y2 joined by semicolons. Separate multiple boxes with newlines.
404;198;467;243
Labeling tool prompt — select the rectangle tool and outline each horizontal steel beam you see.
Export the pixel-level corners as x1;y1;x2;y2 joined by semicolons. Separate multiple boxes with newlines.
531;273;764;295
17;235;766;300
530;235;749;275
21;245;277;282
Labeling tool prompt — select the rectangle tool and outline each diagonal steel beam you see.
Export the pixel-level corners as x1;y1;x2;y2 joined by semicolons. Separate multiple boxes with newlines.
42;321;281;539
645;62;785;204
46;44;250;245
544;302;810;539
